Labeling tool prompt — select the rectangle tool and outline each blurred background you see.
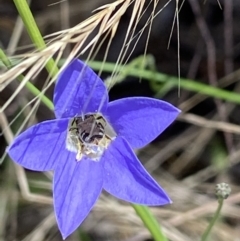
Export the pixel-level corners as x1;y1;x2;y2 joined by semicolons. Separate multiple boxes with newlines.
1;0;240;240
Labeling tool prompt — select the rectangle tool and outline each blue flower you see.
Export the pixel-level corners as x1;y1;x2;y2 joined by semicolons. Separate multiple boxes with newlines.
7;59;180;239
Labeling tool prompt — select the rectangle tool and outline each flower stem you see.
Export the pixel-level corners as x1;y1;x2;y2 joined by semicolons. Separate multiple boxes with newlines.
88;60;240;105
201;183;231;241
201;198;223;241
132;204;168;241
12;0;58;77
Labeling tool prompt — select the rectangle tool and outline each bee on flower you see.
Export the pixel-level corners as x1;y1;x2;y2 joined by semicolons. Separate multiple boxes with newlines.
7;59;180;239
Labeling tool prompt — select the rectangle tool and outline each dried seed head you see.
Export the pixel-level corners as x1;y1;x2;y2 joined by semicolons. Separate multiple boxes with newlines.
215;183;231;200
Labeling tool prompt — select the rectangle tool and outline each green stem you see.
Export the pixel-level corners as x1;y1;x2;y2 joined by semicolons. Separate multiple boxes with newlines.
201;199;224;241
0;48;54;110
88;61;240;105
132;204;168;241
13;0;58;77
3;57;240;104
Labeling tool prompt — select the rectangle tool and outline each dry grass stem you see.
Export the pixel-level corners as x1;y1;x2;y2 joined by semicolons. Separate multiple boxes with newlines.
178;113;240;134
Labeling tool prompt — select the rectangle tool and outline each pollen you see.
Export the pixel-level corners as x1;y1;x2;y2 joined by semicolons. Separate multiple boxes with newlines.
66;113;116;161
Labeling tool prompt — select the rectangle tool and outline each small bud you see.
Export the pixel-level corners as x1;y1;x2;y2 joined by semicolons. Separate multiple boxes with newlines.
215;183;231;200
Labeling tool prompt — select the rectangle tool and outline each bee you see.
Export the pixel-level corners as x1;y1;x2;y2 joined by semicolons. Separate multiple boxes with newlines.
66;113;116;161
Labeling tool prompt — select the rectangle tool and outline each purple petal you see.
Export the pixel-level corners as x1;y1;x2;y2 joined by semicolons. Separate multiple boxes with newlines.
106;97;180;148
7;119;68;171
53;156;103;239
54;59;109;118
103;137;171;205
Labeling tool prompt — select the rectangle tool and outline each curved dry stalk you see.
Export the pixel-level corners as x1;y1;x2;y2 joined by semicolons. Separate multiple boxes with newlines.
0;0;128;87
1;0;165;115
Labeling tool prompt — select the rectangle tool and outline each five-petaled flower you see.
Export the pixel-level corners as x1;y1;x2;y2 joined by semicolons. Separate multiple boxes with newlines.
7;59;180;239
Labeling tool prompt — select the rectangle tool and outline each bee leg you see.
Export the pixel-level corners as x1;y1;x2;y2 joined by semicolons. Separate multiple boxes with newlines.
76;143;83;161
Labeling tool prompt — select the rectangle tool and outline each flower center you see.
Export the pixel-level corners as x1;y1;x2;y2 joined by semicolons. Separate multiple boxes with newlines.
66;113;116;161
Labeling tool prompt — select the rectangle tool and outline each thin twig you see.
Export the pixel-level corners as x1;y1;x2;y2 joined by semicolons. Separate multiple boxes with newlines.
178;113;240;134
224;0;233;74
